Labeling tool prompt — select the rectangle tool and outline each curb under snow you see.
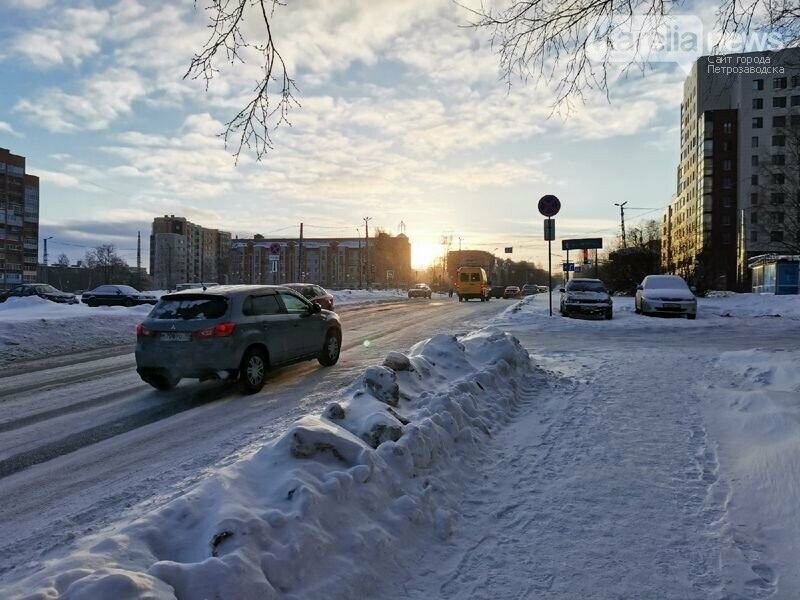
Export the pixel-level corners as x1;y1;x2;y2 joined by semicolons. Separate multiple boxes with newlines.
9;328;536;600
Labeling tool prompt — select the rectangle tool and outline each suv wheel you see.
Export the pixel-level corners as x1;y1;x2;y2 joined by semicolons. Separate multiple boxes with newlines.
142;372;179;391
240;347;268;394
318;329;341;366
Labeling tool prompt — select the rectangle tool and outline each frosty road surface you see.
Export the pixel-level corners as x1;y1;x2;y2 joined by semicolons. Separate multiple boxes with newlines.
0;297;506;583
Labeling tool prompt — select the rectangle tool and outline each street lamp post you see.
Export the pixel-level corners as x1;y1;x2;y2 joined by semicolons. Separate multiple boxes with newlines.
42;236;54;284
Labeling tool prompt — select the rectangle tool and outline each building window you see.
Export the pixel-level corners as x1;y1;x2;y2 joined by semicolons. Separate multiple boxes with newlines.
754;79;764;90
773;115;786;127
751;231;758;242
752;175;759;185
723;177;733;189
723;196;733;207
752;117;763;128
773;173;785;184
723;233;732;244
753;98;764;109
773;154;786;165
773;96;787;108
774;77;788;89
771;230;784;242
774;212;785;224
724;159;732;170
792;95;800;106
793;115;800;126
773;135;786;146
752;211;759;224
751;136;759;147
751;193;759;205
751;155;759;166
722;215;732;225
793;75;800;87
723;121;733;133
771;192;785;204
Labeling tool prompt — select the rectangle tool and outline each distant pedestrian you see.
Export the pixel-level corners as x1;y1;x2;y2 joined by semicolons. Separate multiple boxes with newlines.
448;287;454;298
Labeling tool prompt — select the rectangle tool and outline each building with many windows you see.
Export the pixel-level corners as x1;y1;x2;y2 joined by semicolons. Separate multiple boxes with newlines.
150;215;232;289
661;49;800;290
231;232;412;288
1;148;39;290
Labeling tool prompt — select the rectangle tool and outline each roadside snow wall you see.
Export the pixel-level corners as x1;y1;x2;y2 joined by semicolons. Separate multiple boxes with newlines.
8;327;536;600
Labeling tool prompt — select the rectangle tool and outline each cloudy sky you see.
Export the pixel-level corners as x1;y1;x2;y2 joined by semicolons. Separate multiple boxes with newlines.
0;0;712;268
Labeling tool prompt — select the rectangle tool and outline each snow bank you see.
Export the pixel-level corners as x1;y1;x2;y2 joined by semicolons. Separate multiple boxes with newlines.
704;349;800;595
493;292;800;331
331;288;409;306
0;297;151;365
5;328;537;599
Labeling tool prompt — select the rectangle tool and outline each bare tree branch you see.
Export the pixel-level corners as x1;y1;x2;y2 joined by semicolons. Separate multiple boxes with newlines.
186;0;299;164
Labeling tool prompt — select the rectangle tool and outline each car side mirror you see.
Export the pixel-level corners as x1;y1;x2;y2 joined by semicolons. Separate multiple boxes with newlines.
690;286;697;293
636;285;643;291
558;287;565;293
311;301;322;313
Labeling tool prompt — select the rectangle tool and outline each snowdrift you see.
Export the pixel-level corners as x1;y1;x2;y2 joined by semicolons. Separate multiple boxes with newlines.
6;328;536;599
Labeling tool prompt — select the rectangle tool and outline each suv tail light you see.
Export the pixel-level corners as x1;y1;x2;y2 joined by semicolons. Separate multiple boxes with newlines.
136;323;156;338
196;322;237;339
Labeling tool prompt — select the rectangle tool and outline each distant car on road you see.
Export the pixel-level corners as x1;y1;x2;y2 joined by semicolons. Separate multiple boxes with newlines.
521;284;538;296
0;283;78;304
559;278;613;319
408;283;433;299
490;285;506;299
135;285;342;393
536;285;548;294
635;275;697;319
503;286;521;299
283;283;335;310
81;285;158;307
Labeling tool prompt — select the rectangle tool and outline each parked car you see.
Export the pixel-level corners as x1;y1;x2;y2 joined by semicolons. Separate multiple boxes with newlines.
536;285;548;294
135;285;342;393
521;284;538;296
503;285;521;299
635;275;697;319
0;283;78;304
559;278;613;319
408;283;432;299
81;285;158;307
455;267;491;302
490;285;506;299
283;283;335;310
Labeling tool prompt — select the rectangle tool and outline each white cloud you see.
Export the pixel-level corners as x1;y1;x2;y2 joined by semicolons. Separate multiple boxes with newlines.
11;7;109;67
14;68;146;132
6;0;51;9
0;121;22;137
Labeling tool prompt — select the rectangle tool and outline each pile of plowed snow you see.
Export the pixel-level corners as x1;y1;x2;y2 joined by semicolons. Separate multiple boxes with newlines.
6;328;537;599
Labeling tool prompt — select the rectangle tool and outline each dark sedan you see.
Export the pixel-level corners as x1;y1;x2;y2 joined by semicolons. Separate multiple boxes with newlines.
81;285;158;307
282;283;335;311
0;283;78;304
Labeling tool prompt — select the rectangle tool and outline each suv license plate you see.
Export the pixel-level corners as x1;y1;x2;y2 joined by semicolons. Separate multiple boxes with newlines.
161;332;191;342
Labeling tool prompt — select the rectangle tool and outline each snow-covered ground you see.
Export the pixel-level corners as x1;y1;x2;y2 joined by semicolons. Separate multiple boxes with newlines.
2;291;799;598
0;289;411;366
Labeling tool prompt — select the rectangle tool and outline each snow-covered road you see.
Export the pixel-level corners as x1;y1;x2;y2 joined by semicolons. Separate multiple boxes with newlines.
372;295;800;599
0;297;507;584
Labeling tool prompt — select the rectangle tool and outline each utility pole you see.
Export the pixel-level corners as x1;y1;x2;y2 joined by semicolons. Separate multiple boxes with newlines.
298;222;304;282
363;217;372;288
136;231;141;288
356;227;362;289
42;236;53;284
615;201;628;248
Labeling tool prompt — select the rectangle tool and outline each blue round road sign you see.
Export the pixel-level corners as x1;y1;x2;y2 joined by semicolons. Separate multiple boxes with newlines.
538;194;561;217
269;243;281;255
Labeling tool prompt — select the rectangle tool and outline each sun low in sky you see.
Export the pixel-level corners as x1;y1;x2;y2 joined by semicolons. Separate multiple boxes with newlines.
0;0;688;267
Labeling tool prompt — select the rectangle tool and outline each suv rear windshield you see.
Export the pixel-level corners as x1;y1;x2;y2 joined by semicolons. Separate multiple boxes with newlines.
150;295;228;320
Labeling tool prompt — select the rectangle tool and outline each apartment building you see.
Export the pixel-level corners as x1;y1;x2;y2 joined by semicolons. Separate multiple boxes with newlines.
150;215;232;289
661;48;800;289
1;148;39;290
231;232;412;288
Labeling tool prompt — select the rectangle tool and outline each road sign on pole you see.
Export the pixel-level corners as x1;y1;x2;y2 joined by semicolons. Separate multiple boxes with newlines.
538;195;561;317
538;195;561;218
544;219;555;241
561;237;603;251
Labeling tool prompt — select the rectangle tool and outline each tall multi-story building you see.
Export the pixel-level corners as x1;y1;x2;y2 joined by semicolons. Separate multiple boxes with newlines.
1;148;39;290
661;49;800;289
231;232;412;288
150;215;231;289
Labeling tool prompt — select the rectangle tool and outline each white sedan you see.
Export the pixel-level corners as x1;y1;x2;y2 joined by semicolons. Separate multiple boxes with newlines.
635;275;697;319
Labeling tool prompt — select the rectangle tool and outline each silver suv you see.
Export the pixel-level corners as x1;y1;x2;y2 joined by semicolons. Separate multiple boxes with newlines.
135;285;342;393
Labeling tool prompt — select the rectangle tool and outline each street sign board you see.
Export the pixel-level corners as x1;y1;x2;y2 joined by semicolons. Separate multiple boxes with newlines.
562;262;575;272
538;195;561;217
561;237;603;251
574;265;582;273
268;254;280;261
544;218;555;241
269;242;281;255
